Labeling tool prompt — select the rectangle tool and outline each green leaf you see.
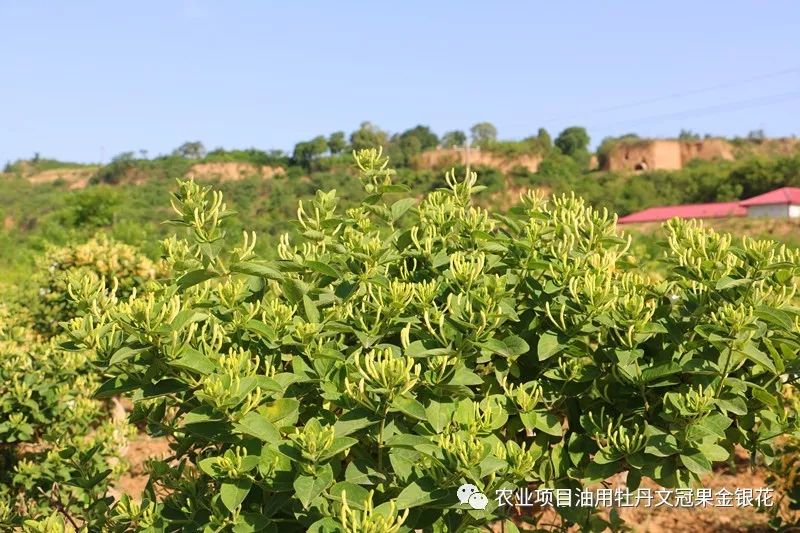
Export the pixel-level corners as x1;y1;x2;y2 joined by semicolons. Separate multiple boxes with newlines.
294;468;334;509
170;348;216;375
142;379;188;398
755;305;797;331
262;399;300;426
431;250;449;269
480;455;508;478
199;457;221;477
333;408;381;437
280;279;307;303
448;367;484;386
345;458;384;486
234;411;281;442
519;411;538;430
750;384;779;407
230;261;283;280
534;412;562;436
395;477;449;509
392;395;426;421
688;412;732;441
244;319;275;339
233;514;275;533
320;437;358;460
94;376;139;398
715;276;751;290
479;335;529;359
302;295;320;323
109;346;146;365
425;401;455;433
697;442;730;462
306;518;340;533
391;198;416;221
177;269;217;289
183;405;224;425
169;309;209;332
306;260;339;278
405;340;451;358
738;342;776;374
537;331;562;360
388;448;417;482
503;335;529;356
585;459;620;482
221;479;252;511
641;362;682;383
679;451;712;475
328;482;370;509
334;280;359;300
714;394;748;415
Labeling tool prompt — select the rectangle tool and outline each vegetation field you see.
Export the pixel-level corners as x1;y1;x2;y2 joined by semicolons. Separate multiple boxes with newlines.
1;128;799;532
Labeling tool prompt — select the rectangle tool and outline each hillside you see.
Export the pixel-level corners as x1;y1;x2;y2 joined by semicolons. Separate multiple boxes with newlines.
414;146;542;172
2;131;799;290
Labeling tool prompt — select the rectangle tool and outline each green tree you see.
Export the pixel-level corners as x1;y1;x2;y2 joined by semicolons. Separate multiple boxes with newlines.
536;127;552;150
173;141;207;159
292;135;329;170
328;131;348;154
441;130;467;148
470;122;497;146
350;121;387;151
391;125;439;166
747;129;766;143
678;129;701;140
555;126;590;166
399;125;439;151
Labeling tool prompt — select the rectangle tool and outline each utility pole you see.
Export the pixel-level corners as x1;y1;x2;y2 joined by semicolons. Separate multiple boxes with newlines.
464;138;471;177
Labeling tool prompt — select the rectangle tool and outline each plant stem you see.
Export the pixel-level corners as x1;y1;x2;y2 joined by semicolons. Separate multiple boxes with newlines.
377;404;389;473
715;344;734;398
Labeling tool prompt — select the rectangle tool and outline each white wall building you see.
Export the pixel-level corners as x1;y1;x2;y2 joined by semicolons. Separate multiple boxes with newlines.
740;187;800;218
618;186;800;224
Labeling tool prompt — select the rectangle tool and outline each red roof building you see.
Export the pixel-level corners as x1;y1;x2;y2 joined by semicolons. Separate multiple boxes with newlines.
618;202;746;224
739;187;800;206
617;187;800;224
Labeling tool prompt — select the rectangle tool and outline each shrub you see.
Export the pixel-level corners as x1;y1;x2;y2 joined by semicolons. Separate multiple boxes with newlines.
63;149;800;531
0;302;133;530
32;235;162;337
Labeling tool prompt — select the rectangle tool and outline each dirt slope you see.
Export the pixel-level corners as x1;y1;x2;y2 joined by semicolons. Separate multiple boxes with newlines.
26;167;99;189
186;162;285;182
604;139;735;172
415;147;542;172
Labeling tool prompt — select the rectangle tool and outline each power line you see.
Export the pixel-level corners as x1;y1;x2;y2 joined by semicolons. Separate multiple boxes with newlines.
588;88;800;130
542;65;800;122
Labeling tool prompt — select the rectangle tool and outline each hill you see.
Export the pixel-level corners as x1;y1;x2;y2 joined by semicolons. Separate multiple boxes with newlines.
2;128;799;288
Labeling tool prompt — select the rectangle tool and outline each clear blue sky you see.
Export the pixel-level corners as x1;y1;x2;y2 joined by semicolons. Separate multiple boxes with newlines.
2;1;800;164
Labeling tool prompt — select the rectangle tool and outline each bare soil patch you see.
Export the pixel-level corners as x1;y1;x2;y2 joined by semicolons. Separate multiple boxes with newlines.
186;162;285;182
26;167;98;189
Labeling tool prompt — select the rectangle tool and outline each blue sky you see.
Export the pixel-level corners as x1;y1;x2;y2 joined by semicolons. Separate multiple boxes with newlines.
2;1;800;164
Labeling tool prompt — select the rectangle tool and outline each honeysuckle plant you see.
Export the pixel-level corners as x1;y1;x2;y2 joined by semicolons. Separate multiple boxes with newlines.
0;301;133;531
60;148;800;532
31;234;162;337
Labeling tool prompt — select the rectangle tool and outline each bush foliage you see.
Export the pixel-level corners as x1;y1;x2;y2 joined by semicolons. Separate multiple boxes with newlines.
0;302;132;531
30;149;797;531
31;235;162;337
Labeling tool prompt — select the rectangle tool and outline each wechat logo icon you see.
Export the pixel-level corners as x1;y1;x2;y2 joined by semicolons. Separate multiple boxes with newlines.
457;483;489;510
